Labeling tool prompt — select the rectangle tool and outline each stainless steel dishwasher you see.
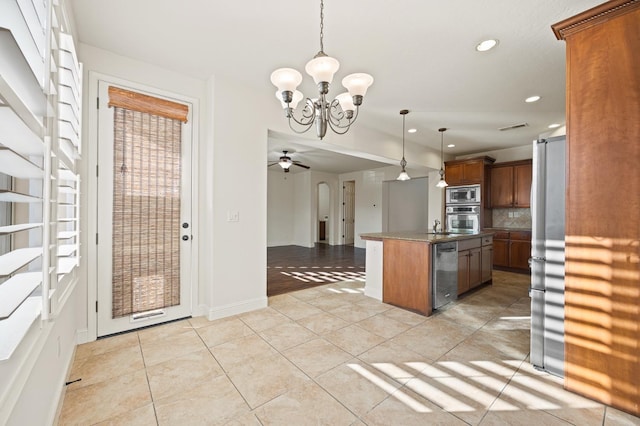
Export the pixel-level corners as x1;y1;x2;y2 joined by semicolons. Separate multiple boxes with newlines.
432;241;458;309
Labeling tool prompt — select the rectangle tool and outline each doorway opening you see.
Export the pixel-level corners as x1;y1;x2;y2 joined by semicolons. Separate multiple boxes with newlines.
342;180;355;245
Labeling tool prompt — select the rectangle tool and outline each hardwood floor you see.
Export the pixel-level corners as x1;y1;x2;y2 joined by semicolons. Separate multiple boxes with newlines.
267;244;365;296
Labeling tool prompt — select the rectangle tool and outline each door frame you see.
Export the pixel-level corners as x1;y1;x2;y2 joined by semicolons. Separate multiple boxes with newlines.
85;71;200;342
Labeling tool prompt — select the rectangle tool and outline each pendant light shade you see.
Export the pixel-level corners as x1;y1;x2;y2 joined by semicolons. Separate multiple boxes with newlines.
397;109;411;181
436;127;449;188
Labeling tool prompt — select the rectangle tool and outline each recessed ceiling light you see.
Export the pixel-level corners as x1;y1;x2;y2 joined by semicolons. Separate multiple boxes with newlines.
525;95;541;103
548;123;561;129
447;144;455;148
407;128;417;133
476;39;499;52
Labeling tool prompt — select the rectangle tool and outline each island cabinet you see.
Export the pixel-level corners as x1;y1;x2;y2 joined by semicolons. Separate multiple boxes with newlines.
492;230;531;272
382;239;431;316
490;160;532;208
457;238;481;295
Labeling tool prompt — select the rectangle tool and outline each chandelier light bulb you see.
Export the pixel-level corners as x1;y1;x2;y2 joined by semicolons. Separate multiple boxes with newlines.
342;73;374;98
305;55;340;84
270;68;303;93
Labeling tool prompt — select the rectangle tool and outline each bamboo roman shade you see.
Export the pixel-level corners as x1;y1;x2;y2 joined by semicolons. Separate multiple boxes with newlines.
110;87;186;318
108;86;189;123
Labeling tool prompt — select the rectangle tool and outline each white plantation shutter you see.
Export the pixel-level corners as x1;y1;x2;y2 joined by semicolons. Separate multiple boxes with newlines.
0;0;81;359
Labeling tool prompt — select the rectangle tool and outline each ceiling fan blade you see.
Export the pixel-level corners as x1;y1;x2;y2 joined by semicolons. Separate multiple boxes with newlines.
267;162;279;167
293;163;310;169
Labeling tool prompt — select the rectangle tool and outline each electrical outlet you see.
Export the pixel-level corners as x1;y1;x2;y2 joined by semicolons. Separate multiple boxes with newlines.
508;212;514;218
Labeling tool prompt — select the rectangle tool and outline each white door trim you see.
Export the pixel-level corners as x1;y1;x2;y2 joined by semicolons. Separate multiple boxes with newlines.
85;71;199;341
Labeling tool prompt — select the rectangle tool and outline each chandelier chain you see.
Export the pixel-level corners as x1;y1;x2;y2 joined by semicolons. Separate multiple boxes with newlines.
319;0;325;53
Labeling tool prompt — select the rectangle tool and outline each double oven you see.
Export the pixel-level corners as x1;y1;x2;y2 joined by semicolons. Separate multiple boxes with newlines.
445;184;481;233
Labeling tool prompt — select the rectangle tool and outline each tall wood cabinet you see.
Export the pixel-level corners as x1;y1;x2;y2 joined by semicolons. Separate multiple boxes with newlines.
553;0;640;416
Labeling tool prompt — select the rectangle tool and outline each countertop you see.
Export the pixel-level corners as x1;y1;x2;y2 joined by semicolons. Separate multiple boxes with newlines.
360;230;495;243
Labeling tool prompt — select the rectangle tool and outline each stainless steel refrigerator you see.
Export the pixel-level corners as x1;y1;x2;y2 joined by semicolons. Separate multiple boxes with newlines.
530;135;565;377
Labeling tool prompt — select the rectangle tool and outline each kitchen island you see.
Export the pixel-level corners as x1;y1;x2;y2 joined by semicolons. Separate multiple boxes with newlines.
360;231;494;316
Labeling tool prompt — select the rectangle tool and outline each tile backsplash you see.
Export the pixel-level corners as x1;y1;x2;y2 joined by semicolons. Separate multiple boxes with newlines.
492;208;532;229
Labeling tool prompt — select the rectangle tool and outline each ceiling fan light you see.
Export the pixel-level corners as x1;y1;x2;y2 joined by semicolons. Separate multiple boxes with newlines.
342;73;374;98
278;157;292;169
270;68;303;93
305;55;340;84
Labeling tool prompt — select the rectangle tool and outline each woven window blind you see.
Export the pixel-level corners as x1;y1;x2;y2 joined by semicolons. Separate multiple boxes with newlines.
111;104;183;318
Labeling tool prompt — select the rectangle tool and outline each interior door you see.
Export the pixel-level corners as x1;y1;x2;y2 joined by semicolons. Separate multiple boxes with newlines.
343;180;355;245
96;80;192;337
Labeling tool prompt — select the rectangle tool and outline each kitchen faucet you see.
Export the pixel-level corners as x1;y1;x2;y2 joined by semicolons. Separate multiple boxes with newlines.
433;219;440;234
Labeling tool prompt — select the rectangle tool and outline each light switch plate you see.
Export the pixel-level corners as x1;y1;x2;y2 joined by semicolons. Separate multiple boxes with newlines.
227;210;239;222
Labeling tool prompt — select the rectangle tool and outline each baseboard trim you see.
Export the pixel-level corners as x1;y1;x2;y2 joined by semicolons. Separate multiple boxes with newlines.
206;297;268;321
76;328;89;345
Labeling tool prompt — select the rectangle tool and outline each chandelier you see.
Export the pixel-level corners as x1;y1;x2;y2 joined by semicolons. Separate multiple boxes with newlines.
270;0;373;140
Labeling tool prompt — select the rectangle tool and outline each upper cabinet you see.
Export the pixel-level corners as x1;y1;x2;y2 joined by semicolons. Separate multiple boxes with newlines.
444;156;495;187
490;160;532;208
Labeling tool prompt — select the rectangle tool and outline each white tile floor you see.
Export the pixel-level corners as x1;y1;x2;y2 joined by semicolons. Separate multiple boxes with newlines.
58;271;640;425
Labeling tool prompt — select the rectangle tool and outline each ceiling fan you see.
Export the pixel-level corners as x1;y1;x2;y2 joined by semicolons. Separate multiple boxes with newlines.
268;150;310;173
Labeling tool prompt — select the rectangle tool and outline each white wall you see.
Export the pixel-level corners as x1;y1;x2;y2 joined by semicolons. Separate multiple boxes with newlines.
428;169;446;231
267;170;294;247
384;176;429;232
205;73;273;318
292;172;312;247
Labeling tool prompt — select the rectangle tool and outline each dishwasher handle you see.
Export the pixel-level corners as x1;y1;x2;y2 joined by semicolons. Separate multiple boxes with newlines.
438;248;457;253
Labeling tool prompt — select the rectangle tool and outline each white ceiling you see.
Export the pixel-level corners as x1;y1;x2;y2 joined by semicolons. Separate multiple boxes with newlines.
68;0;602;172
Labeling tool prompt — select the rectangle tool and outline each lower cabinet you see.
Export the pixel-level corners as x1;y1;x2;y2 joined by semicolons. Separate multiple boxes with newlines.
481;236;493;283
492;230;531;272
457;238;482;295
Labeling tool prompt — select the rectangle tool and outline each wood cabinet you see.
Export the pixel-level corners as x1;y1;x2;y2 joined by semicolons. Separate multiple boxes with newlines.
445;156;495;187
481;235;493;283
457;238;482;295
553;1;640;415
491;230;531;272
383;239;431;316
490;160;532;208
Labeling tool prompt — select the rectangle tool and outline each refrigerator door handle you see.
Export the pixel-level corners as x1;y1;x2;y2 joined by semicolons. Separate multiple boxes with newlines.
529;256;546;267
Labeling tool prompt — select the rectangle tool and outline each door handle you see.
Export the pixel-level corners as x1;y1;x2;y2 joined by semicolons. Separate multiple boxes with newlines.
182;222;189;229
182;235;189;241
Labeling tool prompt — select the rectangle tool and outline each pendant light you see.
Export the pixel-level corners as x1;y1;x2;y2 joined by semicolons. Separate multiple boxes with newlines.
397;109;411;181
436;127;449;188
